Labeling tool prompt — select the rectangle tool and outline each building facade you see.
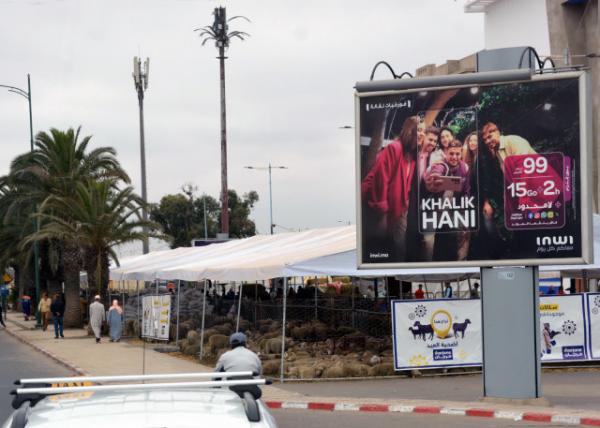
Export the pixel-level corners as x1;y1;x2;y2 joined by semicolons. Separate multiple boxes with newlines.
418;0;599;211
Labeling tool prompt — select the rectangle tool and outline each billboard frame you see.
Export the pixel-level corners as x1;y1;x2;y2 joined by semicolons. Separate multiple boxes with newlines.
355;70;593;269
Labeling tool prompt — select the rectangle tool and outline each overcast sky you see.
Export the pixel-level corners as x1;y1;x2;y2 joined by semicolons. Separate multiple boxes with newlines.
0;0;484;235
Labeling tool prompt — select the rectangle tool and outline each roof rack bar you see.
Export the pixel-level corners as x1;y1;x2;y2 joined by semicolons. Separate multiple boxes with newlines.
16;379;267;395
17;371;256;385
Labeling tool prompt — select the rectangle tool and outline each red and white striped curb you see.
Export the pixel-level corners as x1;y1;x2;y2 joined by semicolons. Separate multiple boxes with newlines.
264;401;600;426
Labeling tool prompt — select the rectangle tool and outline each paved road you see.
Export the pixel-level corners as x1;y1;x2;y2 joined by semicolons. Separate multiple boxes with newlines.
0;331;73;422
271;409;552;428
277;370;600;410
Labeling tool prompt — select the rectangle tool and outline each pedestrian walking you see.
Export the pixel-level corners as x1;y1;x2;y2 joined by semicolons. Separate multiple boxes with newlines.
50;293;65;339
108;299;123;342
89;295;105;343
443;283;453;299
38;292;52;331
469;283;480;299
0;300;6;327
21;295;32;321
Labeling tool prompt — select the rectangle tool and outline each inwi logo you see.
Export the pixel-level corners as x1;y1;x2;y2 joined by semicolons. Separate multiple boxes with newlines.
536;235;574;246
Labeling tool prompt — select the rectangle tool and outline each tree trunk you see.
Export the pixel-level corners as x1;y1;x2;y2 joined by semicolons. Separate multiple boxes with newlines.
41;240;63;297
85;247;110;306
13;264;24;312
101;249;110;304
62;242;82;328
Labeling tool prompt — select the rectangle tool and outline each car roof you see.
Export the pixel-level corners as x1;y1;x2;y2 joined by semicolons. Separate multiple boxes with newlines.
22;388;266;428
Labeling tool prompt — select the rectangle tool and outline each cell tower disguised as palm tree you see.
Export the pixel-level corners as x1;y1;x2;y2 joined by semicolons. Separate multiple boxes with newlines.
196;7;249;238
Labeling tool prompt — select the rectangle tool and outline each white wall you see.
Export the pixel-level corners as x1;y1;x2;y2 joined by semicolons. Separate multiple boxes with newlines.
484;0;551;55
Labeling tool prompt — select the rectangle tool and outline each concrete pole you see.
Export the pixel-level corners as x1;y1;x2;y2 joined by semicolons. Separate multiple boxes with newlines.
137;79;149;254
218;45;229;236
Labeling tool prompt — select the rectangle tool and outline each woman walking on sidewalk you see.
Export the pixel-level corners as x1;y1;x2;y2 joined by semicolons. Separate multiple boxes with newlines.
108;299;123;342
50;293;65;339
38;292;51;331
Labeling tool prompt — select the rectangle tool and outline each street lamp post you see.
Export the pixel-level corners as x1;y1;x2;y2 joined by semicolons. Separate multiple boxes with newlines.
0;74;42;327
244;163;287;234
133;57;150;254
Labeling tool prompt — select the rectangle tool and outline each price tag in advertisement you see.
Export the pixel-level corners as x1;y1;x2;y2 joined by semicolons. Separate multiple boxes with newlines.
504;153;566;230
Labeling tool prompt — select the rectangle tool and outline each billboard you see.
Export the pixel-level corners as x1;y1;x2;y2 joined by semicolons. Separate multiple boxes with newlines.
356;72;592;268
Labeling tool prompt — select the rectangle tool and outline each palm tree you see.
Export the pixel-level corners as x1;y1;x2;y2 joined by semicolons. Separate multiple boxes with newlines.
195;7;249;236
0;175;40;308
30;179;165;302
5;127;130;327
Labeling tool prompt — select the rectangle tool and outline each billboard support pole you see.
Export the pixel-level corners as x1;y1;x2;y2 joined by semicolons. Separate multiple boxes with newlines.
481;266;541;399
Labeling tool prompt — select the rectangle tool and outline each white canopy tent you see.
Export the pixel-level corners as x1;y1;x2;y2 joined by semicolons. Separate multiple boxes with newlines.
110;227;356;282
110;215;600;283
283;249;479;280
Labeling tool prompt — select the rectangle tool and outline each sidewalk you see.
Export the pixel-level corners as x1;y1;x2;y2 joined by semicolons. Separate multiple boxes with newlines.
4;312;600;426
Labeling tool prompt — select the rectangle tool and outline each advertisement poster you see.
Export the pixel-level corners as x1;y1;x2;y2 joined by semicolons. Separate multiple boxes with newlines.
586;293;600;359
539;294;587;361
391;299;481;370
357;73;589;268
141;295;152;338
141;294;171;340
156;294;171;341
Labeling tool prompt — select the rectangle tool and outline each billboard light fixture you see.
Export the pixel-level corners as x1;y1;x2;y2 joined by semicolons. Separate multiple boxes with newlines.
355;68;533;93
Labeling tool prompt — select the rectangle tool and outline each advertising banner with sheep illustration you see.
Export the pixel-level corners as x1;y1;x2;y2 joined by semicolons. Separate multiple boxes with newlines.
142;294;171;340
539;294;586;361
391;299;481;370
585;293;600;359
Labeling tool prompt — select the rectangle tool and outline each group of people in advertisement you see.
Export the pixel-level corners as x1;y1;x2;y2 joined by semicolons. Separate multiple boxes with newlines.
360;78;580;265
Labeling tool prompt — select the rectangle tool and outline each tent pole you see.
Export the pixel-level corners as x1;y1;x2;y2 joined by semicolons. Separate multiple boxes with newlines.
254;282;258;328
467;276;472;298
386;277;390;311
351;277;355;328
236;282;243;332
136;280;140;335
175;279;181;345
423;275;428;298
199;280;208;361
456;276;460;299
121;280;125;332
314;276;318;321
280;277;288;383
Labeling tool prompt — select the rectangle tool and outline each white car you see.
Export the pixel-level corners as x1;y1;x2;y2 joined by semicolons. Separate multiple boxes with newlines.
4;372;278;428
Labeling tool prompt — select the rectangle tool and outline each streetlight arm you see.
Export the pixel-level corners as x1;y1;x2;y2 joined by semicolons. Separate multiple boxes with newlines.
244;166;288;170
0;84;29;100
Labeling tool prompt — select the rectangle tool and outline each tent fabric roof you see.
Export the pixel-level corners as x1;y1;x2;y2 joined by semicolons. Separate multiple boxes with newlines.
283;250;480;280
110;227;355;282
110;215;599;282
